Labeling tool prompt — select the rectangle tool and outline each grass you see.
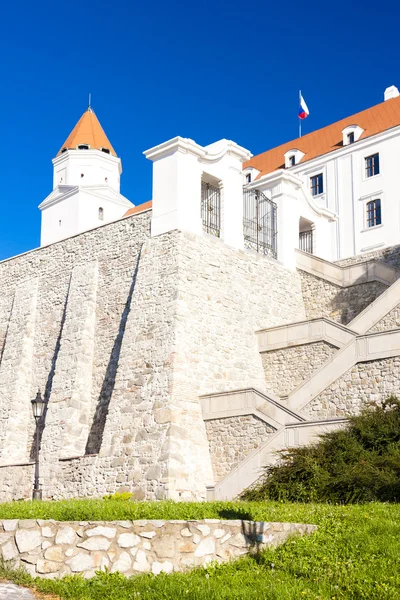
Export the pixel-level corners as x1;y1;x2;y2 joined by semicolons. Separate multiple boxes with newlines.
0;501;399;599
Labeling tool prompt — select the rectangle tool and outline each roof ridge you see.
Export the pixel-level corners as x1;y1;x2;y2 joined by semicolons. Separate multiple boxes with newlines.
245;95;400;177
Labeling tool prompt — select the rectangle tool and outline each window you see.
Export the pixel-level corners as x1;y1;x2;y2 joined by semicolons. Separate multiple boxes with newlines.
98;207;104;221
310;173;323;196
77;144;89;150
347;132;355;144
366;199;381;227
289;155;296;167
61;147;68;153
365;153;380;177
245;173;251;184
101;147;110;154
59;220;62;226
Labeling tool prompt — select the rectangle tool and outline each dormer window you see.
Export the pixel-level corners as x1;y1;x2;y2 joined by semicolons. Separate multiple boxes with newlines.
342;125;364;146
101;147;110;154
61;147;68;153
246;173;251;184
284;149;304;169
77;144;90;150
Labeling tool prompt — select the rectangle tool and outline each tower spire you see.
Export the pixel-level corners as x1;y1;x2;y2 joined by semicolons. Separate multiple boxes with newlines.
88;93;92;113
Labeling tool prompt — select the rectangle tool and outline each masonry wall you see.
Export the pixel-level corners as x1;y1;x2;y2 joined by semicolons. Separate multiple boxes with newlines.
299;270;387;325
302;356;400;420
0;216;307;501
0;518;317;578
205;415;275;482
368;303;400;333
261;342;338;398
335;244;400;269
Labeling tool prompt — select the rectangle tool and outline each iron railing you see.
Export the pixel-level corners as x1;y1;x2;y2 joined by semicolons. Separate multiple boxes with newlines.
299;230;313;254
201;181;221;237
243;188;277;258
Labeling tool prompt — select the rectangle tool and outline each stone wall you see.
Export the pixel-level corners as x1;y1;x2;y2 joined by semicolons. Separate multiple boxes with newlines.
299;270;387;325
368;303;400;333
205;416;275;482
302;356;400;420
0;214;307;501
336;244;400;268
0;519;317;579
261;342;337;397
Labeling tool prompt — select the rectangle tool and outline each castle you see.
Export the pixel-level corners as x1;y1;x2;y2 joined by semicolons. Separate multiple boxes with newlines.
1;86;400;501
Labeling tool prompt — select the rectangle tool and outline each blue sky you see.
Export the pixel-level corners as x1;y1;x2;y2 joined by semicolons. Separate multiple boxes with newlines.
0;0;398;259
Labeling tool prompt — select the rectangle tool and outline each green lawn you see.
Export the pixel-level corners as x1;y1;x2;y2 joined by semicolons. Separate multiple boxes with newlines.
1;501;399;599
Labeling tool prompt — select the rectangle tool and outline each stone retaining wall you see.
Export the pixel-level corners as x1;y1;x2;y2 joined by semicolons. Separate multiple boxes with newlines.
302;356;400;419
261;341;337;397
335;244;400;268
205;415;275;482
0;519;317;579
299;270;387;325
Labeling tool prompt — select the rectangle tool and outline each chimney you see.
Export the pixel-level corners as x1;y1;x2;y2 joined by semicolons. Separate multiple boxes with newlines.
384;85;400;101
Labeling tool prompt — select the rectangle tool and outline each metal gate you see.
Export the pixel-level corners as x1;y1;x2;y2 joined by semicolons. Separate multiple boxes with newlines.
201;181;221;237
243;189;277;258
299;230;313;254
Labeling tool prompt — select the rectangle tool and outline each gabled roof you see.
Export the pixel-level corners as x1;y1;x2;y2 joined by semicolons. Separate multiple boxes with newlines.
244;95;400;178
57;108;117;157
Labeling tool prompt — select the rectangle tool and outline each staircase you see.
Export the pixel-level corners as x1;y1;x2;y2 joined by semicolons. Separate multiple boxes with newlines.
204;253;400;499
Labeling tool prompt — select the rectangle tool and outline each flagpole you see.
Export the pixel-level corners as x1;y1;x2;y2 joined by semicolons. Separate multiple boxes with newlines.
299;90;301;138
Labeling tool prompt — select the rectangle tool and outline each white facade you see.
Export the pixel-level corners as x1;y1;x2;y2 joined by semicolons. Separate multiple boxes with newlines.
243;85;400;262
39;87;400;267
39;121;134;247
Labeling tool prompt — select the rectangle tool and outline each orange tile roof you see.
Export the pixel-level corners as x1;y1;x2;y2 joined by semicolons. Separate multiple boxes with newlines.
124;201;152;217
57;109;117;156
244;95;400;178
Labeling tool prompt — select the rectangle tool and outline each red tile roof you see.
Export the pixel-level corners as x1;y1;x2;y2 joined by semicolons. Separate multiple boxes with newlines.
124;201;152;217
244;95;400;178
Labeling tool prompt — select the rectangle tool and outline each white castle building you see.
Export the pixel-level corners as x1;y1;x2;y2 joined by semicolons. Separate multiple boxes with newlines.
1;87;400;502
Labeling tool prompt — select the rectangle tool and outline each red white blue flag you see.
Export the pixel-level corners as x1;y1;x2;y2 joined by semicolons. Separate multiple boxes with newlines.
299;93;309;119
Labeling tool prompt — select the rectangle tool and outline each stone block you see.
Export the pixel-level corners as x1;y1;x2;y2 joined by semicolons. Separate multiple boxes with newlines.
152;534;175;558
86;526;117;539
55;526;76;545
68;553;95;572
117;533;140;548
77;537;111;551
15;529;41;553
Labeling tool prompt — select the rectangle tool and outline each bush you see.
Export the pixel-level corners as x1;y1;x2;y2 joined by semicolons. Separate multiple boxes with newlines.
242;397;400;503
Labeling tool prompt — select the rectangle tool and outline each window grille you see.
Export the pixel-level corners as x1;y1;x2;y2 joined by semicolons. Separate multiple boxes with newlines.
299;230;313;253
310;173;323;196
365;153;380;177
366;199;381;227
243;188;277;258
201;181;221;237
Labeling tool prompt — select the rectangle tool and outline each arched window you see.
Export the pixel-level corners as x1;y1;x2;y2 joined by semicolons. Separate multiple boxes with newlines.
366;199;381;227
98;207;104;221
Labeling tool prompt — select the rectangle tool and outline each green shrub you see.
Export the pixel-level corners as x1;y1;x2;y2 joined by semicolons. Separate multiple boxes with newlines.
103;491;133;501
242;397;400;503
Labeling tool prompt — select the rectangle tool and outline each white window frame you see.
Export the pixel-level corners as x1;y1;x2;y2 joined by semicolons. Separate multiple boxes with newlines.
358;191;383;232
363;152;381;180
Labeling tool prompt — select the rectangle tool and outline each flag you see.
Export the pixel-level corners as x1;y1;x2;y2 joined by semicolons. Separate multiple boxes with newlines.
299;94;309;120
